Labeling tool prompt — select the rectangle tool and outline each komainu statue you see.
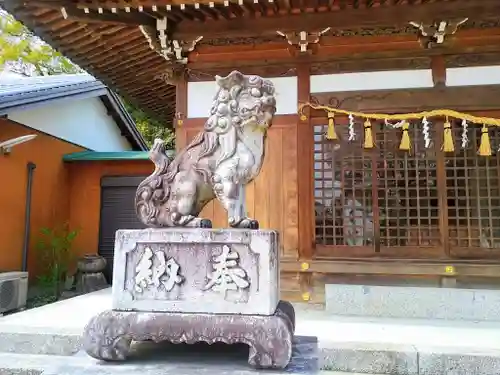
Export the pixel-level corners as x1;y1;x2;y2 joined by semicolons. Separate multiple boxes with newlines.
135;71;276;229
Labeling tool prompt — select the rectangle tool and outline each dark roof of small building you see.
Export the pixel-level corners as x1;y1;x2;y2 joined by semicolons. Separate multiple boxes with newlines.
0;74;148;151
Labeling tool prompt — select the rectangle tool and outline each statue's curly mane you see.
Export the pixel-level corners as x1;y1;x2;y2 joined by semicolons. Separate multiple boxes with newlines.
186;71;276;167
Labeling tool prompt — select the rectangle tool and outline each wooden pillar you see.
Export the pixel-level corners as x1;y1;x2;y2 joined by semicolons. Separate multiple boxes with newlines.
432;56;449;257
175;71;188;151
296;63;314;260
296;63;315;302
431;55;447;87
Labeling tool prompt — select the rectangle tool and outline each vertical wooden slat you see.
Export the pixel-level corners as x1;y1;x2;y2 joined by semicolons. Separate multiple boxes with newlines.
212;199;227;228
486;155;494;246
282;124;299;257
268;128;284;244
296;63;314;260
465;143;472;247
435;120;450;257
245;181;255;223
403;152;410;244
254;129;271;229
371;122;380;252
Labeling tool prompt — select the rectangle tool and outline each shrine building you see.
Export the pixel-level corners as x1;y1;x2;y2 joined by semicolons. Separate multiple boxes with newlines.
3;0;500;303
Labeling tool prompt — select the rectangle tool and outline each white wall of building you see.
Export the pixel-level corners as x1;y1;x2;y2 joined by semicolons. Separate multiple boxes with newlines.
310;69;434;93
310;65;500;93
446;65;500;87
8;97;132;151
187;76;298;118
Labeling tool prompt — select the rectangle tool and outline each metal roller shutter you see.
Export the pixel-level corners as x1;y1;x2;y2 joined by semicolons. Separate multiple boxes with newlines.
98;176;147;282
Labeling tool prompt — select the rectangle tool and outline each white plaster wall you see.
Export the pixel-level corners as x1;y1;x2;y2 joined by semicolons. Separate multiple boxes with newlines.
310;69;434;93
447;65;500;87
8;97;132;151
187;76;298;118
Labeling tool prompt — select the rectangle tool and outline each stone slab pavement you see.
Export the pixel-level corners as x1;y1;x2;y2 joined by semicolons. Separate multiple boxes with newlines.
2;289;500;374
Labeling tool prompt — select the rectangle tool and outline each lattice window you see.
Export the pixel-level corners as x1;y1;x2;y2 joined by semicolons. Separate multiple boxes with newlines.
314;120;373;247
375;120;440;247
314;117;500;252
446;122;500;249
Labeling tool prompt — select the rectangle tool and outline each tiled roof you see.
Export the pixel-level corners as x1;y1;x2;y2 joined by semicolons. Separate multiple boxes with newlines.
0;73;148;151
0;73;96;96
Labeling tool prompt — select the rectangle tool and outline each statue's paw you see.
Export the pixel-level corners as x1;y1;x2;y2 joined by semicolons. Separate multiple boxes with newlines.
229;217;259;230
200;219;213;228
247;219;259;229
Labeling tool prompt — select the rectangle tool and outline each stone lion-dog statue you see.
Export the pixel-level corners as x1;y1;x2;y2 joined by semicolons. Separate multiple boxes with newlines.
135;71;276;229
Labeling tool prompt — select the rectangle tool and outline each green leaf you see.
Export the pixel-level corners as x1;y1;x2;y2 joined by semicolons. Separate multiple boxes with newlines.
66;230;78;242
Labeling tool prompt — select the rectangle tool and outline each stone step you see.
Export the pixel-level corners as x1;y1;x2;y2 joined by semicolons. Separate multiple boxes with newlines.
0;341;319;375
293;305;500;374
320;341;500;375
325;284;500;321
1;329;500;375
0;330;81;356
0;352;376;375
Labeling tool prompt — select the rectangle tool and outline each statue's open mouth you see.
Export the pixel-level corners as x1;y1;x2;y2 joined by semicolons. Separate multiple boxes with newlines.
241;115;270;132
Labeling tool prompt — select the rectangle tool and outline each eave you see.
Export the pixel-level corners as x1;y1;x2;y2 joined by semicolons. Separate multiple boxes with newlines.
3;0;500;126
1;0;177;126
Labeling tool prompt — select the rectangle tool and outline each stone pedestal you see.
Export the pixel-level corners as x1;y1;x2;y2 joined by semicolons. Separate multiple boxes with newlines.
83;228;295;369
83;301;295;369
111;229;280;315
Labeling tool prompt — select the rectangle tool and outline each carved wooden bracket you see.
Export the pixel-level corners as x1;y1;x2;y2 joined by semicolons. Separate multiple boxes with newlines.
153;64;187;86
140;18;203;64
409;18;468;49
276;28;330;54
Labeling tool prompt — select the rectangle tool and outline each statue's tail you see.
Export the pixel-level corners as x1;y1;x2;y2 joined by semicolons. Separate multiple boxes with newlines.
135;139;172;227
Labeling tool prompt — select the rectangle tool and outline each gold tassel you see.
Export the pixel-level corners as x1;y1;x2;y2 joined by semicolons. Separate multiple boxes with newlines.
364;119;374;149
399;121;411;151
479;124;492;156
326;112;337;140
442;119;455;152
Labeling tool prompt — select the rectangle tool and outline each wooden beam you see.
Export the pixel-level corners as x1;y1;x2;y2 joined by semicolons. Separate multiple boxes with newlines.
30;0;227;9
173;0;500;39
186;43;500;79
310;86;500;117
25;1;156;26
280;258;500;278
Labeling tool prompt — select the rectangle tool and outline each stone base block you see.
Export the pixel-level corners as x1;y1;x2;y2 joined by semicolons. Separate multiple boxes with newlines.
112;229;279;315
325;284;500;321
76;273;108;294
83;301;295;369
